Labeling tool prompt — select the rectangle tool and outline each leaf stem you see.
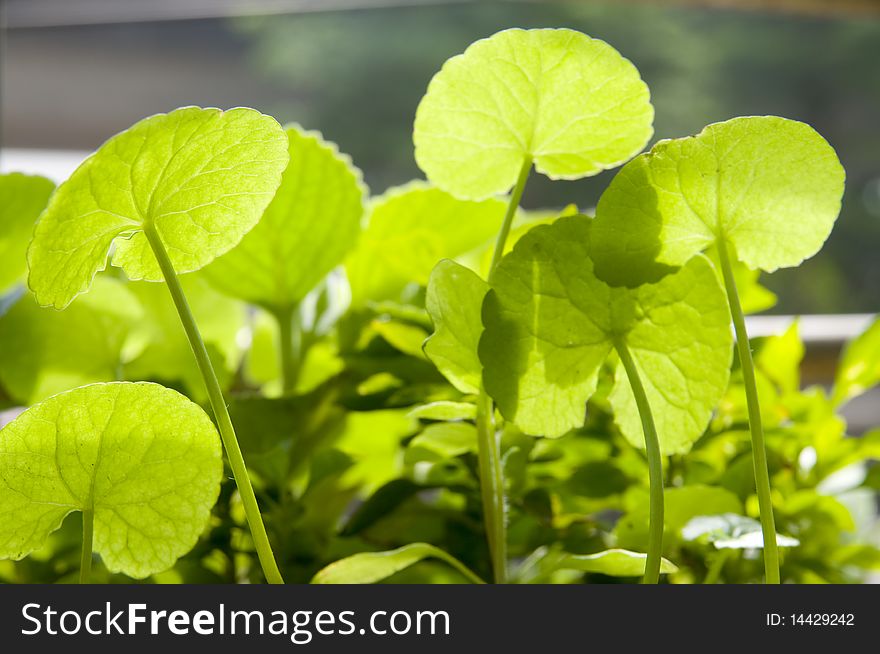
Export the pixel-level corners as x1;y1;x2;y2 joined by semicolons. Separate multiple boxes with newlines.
716;241;780;584
488;156;533;274
275;304;302;393
144;224;285;584
79;509;93;584
476;156;532;583
614;340;664;584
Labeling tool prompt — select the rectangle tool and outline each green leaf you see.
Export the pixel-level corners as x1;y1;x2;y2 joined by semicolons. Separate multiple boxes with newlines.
408;401;477;421
0;277;141;404
28;106;289;309
409;422;477;458
204;124;365;311
372;319;429;358
616;486;743;552
312;543;484;584
756;320;803;395
591;116;845;286
556;549;678;576
123;272;245;400
832;317;880;407
682;513;800;550
345;183;503;304
0;174;54;294
0;382;222;578
414;28;653;200
480;215;732;453
424;259;489;394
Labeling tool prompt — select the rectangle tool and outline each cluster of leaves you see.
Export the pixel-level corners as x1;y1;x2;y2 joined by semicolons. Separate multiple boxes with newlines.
0;28;878;584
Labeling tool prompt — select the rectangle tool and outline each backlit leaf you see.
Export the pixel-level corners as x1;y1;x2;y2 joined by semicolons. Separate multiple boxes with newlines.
414;28;653;199
312;543;484;584
0;174;54;294
204;125;365;311
345;183;503;304
832;317;880;407
480;215;731;453
0;277;141;404
28;106;288;309
591;116;845;286
424;259;489;394
556;549;678;576
0;382;222;578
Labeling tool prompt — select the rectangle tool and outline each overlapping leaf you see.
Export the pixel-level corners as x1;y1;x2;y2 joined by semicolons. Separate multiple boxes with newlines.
480;215;732;453
0;382;222;578
345;183;504;304
205;125;365;311
414;28;653;199
0;174;54;294
28;106;289;309
591;116;846;287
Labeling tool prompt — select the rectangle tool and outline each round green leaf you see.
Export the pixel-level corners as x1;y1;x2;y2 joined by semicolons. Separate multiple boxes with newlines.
0;173;54;294
28;106;289;309
414;28;654;200
0;277;141;404
0;382;222;578
591;116;845;286
345;182;504;304
204;125;365;311
480;215;732;453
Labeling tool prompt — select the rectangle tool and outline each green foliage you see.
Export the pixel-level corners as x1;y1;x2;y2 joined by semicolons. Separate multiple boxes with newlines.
414;28;653;199
480;215;732;453
555;549;677;577
312;543;484;584
0;382;221;578
833;317;880;407
205;124;365;312
28;106;289;309
591;116;845;287
0;174;54;294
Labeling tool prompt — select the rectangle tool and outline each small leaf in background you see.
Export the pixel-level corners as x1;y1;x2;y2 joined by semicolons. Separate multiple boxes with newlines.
616;486;743;552
205;125;365;312
556;549;678;577
312;543;484;584
334;410;417;493
424;259;488;394
0;382;222;578
591;116;845;287
481;215;732;453
682;513;800;550
414;28;653;199
0;277;141;404
28;106;288;309
372;319;429;358
756;320;804;395
0;173;54;295
409;422;478;459
346;183;503;305
123;272;245;400
408;401;477;421
832;317;880;407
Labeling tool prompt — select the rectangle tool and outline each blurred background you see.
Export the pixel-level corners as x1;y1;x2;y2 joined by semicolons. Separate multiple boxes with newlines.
1;0;879;315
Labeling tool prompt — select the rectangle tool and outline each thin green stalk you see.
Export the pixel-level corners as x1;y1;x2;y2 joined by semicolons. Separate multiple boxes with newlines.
476;389;507;583
703;549;732;585
144;224;284;584
476;155;532;584
716;240;780;585
79;509;93;584
614;340;664;585
275;304;302;394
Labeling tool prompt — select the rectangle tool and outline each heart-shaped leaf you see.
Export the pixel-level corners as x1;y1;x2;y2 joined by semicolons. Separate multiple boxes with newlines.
28;106;289;309
0;173;54;294
0;382;222;578
480;215;732;453
204;124;365;311
424;259;488;394
591;116;845;287
414;28;653;200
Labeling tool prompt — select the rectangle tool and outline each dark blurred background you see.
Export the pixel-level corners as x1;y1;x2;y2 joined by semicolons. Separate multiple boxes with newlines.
2;0;879;314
